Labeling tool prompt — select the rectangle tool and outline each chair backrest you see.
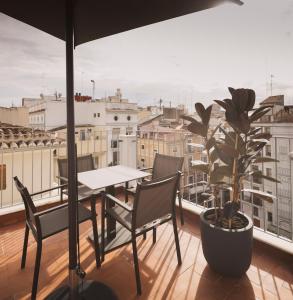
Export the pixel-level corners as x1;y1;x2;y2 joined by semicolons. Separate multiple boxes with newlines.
57;154;95;185
133;172;180;229
152;153;184;180
13;176;37;226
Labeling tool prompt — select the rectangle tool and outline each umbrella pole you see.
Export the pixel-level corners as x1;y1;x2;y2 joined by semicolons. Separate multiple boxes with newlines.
66;0;78;298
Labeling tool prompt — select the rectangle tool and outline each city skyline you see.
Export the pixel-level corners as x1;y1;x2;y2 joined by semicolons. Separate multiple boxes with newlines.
0;0;293;109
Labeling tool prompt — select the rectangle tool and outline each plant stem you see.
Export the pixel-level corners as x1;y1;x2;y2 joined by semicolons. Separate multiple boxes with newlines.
232;134;239;203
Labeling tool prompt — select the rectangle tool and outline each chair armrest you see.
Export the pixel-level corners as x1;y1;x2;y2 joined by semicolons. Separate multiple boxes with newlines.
139;167;153;172
56;175;69;183
103;193;133;212
34;203;69;217
30;184;68;197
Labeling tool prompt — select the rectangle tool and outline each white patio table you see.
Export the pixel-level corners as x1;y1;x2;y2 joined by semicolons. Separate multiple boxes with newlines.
78;165;150;253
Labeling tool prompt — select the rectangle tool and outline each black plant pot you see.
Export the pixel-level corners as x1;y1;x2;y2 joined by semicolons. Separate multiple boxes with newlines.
200;209;253;277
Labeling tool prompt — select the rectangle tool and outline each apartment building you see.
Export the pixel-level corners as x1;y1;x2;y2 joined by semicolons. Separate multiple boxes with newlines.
137;105;207;203
0;106;29;127
242;95;293;240
25;89;138;166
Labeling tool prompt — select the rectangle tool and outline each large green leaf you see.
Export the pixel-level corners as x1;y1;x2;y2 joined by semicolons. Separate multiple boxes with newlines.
214;100;229;111
251;132;272;140
250;107;271;123
252;171;280;183
230;88;255;113
195;103;206;123
214;144;233;165
209;148;219;163
217;143;239;158
210;165;232;184
248;127;262;136
248;141;266;152
187;122;207;137
253;157;279;163
206;137;216;151
203;105;213;126
226;110;250;134
181;115;198;123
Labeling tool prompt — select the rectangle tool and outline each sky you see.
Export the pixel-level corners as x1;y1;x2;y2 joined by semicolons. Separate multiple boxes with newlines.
0;0;293;111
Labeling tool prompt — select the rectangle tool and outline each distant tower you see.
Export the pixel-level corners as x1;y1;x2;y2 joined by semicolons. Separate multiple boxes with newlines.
159;98;163;110
116;88;122;102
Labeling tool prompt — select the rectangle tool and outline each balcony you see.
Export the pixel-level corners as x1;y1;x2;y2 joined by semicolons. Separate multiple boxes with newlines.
0;200;292;299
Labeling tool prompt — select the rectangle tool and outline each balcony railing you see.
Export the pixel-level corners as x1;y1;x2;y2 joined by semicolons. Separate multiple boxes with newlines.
1;129;292;244
0;130;108;209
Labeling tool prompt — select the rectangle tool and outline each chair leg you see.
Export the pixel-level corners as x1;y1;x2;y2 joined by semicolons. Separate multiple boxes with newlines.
101;194;106;262
178;192;184;225
21;224;29;269
143;232;147;240
125;181;129;203
172;215;182;265
152;228;156;244
91;198;101;268
132;236;142;295
31;240;42;300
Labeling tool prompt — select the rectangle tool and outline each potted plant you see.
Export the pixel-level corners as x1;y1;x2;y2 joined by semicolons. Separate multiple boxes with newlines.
183;87;279;277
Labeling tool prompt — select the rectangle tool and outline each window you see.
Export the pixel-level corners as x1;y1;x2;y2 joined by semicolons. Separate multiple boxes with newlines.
267;212;273;222
266;168;272;177
188;176;194;184
114;116;118;121
126;127;133;135
80;130;86;141
265;145;271;157
253;206;259;217
113;151;119;165
127;115;131;121
111;140;118;148
141;144;145;150
141;158;145;167
264;127;270;134
97;113;100;117
252;166;262;184
0;164;6;190
94;156;99;168
93;113;96;118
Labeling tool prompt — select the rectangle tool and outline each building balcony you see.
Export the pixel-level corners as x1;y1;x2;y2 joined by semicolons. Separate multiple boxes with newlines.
0;199;292;299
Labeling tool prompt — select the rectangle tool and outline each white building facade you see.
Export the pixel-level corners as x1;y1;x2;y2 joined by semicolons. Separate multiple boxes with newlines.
27;89;138;166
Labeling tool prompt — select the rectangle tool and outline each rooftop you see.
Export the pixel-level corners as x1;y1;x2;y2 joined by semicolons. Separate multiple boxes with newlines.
260;95;284;106
0;200;292;300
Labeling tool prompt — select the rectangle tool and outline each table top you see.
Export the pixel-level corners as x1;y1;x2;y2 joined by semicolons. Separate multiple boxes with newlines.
77;165;151;190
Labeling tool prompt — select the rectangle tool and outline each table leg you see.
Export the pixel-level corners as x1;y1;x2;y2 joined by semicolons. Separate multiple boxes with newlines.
105;185;116;240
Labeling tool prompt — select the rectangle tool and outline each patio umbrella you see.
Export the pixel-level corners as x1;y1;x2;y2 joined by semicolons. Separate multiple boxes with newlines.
0;0;243;299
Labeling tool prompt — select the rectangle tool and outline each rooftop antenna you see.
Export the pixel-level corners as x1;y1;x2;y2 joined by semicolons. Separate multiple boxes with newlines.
90;79;95;101
159;98;163;110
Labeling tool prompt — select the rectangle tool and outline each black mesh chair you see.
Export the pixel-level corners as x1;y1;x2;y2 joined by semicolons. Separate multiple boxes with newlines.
14;176;100;300
126;153;185;225
57;154;100;202
102;172;182;295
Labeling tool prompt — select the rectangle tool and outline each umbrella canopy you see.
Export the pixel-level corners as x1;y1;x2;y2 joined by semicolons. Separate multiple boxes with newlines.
0;0;243;298
1;0;242;46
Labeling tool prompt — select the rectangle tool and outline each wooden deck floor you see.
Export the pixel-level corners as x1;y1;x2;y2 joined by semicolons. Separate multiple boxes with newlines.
0;202;292;300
